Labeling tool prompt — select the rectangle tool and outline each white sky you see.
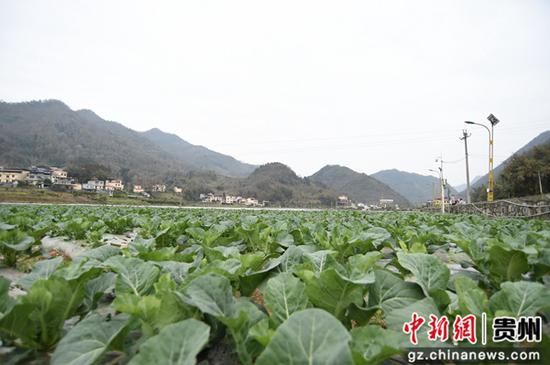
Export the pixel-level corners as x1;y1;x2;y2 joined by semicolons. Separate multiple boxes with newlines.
1;0;549;185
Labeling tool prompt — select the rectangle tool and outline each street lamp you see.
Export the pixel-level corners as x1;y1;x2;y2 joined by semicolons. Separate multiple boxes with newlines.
429;161;445;213
465;114;500;202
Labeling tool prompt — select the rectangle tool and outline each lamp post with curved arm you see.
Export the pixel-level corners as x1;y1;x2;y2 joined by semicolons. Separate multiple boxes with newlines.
465;114;500;202
429;158;445;214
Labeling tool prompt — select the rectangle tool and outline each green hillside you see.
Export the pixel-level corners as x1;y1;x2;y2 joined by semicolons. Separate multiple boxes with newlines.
141;128;256;178
310;165;411;207
372;169;458;206
0;100;255;184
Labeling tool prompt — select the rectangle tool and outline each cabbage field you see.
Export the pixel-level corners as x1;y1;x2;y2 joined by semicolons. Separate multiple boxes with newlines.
0;204;549;364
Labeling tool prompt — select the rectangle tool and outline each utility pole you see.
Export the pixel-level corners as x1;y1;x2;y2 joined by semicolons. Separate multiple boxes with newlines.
440;159;445;213
460;130;472;203
433;157;445;213
538;171;544;195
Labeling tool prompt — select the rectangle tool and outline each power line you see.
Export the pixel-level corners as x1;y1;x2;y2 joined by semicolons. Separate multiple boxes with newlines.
442;157;465;164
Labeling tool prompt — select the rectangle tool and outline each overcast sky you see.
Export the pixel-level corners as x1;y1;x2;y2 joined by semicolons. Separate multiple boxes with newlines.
1;0;549;185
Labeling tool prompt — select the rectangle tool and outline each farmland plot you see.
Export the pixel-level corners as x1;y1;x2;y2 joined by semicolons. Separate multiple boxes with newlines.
0;205;549;364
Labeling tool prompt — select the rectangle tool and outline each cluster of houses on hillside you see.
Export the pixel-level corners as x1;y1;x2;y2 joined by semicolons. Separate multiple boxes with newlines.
199;193;267;207
2;166;396;209
82;179;125;192
0;166;264;205
0;166;183;197
1;166;79;189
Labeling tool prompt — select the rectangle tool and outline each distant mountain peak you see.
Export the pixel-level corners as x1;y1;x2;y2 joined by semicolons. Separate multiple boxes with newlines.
248;162;300;184
251;162;297;176
316;164;365;177
320;164;350;170
142;127;187;141
372;169;458;205
145;127;167;134
76;109;104;122
2;99;70;110
310;165;411;207
141;127;256;177
375;168;433;178
36;99;68;106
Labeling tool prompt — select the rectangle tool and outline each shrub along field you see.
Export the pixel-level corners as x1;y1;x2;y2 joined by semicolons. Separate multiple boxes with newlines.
0;205;549;364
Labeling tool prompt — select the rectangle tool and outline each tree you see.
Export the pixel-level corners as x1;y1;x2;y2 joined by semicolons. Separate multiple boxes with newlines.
495;142;550;198
119;167;130;188
68;164;112;182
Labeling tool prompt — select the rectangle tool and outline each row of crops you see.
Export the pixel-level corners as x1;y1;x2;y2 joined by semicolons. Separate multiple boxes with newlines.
0;204;549;364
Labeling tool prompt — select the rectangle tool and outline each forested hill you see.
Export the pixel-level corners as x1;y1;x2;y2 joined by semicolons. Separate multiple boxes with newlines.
481;140;550;200
0;100;255;183
310;165;411;207
141;128;256;178
469;130;550;192
372;169;458;205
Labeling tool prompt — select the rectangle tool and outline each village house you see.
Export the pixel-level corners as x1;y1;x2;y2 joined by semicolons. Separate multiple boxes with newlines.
224;195;238;204
379;198;394;208
0;168;29;185
200;193;223;203
337;195;351;206
53;178;74;187
152;184;166;192
27;166;53;186
173;186;183;194
105;179;124;191
244;197;260;206
50;167;68;183
82;179;105;191
133;185;144;193
200;193;262;206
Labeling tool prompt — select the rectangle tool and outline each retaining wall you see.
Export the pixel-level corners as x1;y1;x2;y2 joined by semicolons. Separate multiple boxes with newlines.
448;194;550;219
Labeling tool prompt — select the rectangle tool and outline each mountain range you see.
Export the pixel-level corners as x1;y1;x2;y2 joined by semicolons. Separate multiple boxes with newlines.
372;169;458;205
310;165;411;207
0;100;255;184
1;100;547;206
0;100;407;206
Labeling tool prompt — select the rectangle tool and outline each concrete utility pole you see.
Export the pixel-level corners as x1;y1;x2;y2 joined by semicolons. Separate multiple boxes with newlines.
538;171;544;195
460;130;472;203
439;158;445;213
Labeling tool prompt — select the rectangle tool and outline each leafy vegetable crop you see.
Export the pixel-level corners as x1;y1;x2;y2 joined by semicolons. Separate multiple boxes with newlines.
0;205;549;364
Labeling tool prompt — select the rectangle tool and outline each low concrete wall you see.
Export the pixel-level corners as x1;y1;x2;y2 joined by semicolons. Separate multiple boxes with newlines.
448;194;550;219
